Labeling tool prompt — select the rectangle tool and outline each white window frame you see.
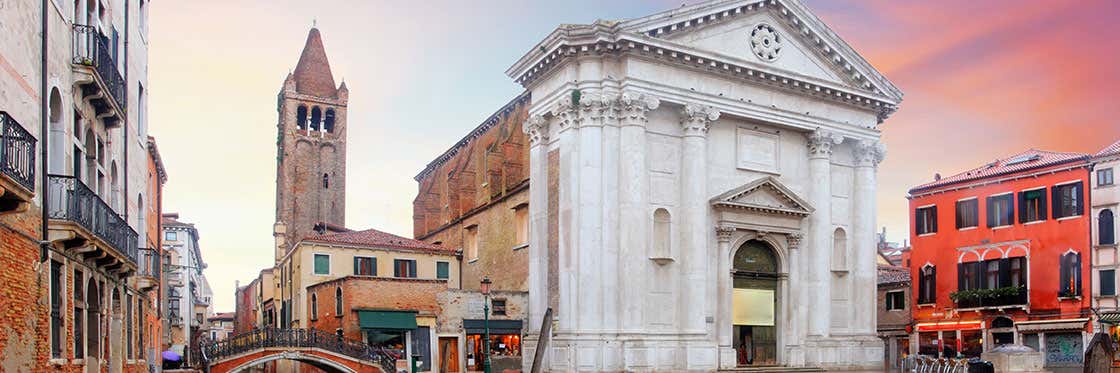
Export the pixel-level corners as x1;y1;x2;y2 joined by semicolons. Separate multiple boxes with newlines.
393;257;418;279
312;253;331;276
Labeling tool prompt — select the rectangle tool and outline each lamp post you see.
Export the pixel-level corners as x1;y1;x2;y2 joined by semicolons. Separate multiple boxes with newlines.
481;277;493;373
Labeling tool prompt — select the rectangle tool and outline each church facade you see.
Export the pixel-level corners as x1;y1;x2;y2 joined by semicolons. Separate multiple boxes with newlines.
509;0;902;370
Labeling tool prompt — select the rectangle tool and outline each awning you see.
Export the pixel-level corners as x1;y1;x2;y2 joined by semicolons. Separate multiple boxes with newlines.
1015;318;1089;332
464;319;523;335
914;320;983;332
358;310;418;330
1100;312;1120;324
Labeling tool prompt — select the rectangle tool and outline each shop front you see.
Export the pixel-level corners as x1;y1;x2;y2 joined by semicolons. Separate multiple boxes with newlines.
913;320;984;358
463;319;522;372
360;310;427;371
1016;318;1090;370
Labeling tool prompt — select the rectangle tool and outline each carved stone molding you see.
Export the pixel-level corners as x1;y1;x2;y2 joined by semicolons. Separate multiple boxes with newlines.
524;115;549;145
681;103;720;136
716;226;736;242
619;91;660;126
807;129;843;158
854;139;886;167
786;232;804;250
552;99;578;131
578;92;612;127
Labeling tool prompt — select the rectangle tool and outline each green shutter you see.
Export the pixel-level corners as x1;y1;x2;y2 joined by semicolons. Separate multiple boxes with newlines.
436;262;449;279
314;254;330;274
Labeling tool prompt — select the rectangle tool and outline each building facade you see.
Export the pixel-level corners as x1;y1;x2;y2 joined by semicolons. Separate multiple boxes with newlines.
0;0;160;371
162;213;211;361
907;149;1093;370
877;264;910;370
509;0;902;370
1092;140;1120;340
207;312;235;341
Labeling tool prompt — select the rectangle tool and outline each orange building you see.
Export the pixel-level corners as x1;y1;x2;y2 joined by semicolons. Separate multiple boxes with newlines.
907;149;1092;368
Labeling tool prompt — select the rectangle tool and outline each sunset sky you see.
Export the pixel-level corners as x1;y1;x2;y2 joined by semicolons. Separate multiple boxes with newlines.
149;0;1120;312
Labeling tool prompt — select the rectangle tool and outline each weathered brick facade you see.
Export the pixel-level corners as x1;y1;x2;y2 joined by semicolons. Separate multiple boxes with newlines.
306;276;447;341
0;207;49;372
412;93;531;292
275;28;349;258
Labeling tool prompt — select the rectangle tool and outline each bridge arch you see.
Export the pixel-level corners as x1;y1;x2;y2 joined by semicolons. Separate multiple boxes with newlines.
225;350;358;373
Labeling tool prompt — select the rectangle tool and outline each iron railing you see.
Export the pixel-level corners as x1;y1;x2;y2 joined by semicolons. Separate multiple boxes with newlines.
138;248;161;281
198;328;379;368
902;356;973;372
47;175;138;265
0;112;36;191
72;24;126;111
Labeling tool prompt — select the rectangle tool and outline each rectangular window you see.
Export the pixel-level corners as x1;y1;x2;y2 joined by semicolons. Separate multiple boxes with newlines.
73;270;84;359
354;256;376;276
1102;269;1116;296
1053;182;1084;219
986;194;1014;227
314;254;330;275
514;204;529;247
394;259;417;278
1099;168;1115;186
1010;257;1026;288
959;262;981;290
886;291;905;311
50;260;63;358
1018;189;1047;223
492;299;507;316
918;266;936;304
955;199;978;229
465;225;479;260
436;261;450;280
985;260;1000;289
165;231;177;241
1059;253;1082;297
915;206;937;235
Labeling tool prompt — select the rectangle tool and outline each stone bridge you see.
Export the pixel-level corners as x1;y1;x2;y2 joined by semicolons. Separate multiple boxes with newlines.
198;328;390;373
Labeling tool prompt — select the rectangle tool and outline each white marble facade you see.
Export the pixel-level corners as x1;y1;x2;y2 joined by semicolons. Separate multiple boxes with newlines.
511;0;902;371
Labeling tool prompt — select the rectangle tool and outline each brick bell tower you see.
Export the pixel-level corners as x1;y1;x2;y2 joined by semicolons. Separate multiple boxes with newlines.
274;27;348;262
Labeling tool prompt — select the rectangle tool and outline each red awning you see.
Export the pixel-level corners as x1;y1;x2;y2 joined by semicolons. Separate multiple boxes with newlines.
915;320;983;332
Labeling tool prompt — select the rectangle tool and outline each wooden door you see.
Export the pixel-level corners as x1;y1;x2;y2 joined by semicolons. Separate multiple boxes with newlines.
439;337;460;373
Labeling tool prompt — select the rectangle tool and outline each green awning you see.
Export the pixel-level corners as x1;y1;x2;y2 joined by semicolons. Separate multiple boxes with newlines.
1099;312;1120;324
358;310;418;330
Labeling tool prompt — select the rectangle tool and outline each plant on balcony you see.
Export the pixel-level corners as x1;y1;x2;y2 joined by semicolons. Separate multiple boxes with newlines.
949;286;1025;304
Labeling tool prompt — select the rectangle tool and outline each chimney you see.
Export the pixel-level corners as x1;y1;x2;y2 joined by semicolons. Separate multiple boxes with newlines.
934;173;941;181
162;212;180;219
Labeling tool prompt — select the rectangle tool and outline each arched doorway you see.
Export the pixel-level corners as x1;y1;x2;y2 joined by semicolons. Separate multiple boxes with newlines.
732;240;779;366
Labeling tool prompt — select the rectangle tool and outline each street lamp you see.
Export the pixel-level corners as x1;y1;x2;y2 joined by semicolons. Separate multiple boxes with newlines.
480;277;493;373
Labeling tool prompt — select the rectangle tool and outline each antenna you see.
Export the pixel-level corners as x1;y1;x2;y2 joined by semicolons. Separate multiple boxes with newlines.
312;18;317;28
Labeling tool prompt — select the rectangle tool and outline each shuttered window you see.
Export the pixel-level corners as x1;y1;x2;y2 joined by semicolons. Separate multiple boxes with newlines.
986;194;1014;227
916;206;937;235
918;266;936;304
1101;270;1116;297
436;261;449;279
1059;252;1082;297
354;256;376;276
1052;182;1084;219
955;199;978;229
394;259;417;278
1018;188;1047;223
314;254;330;275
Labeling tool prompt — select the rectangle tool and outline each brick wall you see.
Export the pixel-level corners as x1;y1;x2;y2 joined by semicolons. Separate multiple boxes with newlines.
0;206;48;371
307;276;446;341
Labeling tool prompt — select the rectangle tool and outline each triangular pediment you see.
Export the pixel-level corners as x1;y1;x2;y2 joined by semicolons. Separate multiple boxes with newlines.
711;176;813;217
620;0;902;102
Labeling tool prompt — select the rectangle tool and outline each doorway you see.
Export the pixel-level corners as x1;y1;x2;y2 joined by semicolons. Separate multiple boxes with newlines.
732;240;779;366
439;337;460;372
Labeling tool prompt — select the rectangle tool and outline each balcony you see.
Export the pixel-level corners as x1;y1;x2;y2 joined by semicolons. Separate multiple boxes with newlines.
951;286;1028;310
0;112;36;214
136;248;161;290
47;175;137;276
71;25;125;128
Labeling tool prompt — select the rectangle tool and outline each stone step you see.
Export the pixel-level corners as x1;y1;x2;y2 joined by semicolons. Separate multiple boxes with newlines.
718;367;826;372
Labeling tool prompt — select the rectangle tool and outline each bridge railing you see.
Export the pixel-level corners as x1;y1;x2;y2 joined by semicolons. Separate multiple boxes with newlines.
198;327;376;366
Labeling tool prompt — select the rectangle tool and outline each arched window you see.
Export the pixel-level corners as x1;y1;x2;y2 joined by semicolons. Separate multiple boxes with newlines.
86;278;100;358
296;105;307;130
110;162;120;212
310;293;318;320
310;107;321;132
653;208;671;258
324;109;335;133
137;194;145;248
1059;252;1082;297
918;265;936;304
334;287;343;316
831;228;847;271
322;173;329;189
733;240;778;274
48;88;65;174
1101;209;1115;245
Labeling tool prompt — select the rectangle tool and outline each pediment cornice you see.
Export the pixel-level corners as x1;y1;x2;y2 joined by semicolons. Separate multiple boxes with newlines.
711;176;814;217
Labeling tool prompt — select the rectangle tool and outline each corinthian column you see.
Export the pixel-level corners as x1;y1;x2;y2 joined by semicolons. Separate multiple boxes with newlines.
853;140;885;335
577;93;609;330
786;232;806;366
619;91;659;331
806;129;842;337
554;99;579;331
716;226;736;350
524;115;550;336
680;103;719;333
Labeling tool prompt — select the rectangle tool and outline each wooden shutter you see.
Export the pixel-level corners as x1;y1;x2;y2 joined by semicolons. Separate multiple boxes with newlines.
986;196;996;227
1059;254;1070;295
1051;186;1062;218
1039;189;1048;220
931;206;938;233
1017;192;1027;224
1076;253;1083;295
998;258;1011;288
916;208;925;234
371;257;377;276
353;258;360;275
931;266;937;302
1075;182;1085;216
955;202;963;229
957;263;965;291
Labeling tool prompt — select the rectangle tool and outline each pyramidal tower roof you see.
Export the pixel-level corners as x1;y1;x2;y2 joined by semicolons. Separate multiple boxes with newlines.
292;27;337;98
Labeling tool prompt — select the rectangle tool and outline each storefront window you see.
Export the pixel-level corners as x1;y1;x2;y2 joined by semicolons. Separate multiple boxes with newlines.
367;329;407;360
1023;333;1040;351
960;330;983;358
942;332;958;358
465;333;522;371
919;332;939;357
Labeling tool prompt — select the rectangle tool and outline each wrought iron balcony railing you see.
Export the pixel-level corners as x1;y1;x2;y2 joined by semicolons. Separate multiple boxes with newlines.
198;328;377;368
47;175;138;265
72;24;126;112
0;112;36;191
138;248;161;281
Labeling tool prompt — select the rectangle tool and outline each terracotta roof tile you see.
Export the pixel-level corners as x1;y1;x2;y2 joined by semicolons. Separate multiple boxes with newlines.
909;149;1089;194
303;227;453;254
293;28;337;98
1095;139;1120;158
878;265;910;285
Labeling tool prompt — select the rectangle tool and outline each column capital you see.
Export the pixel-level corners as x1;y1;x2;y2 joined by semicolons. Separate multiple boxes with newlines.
807;129;843;158
524;115;550;146
854;140;887;167
619;91;660;127
551;99;578;131
786;232;804;250
716;226;736;242
681;103;720;137
578;92;613;127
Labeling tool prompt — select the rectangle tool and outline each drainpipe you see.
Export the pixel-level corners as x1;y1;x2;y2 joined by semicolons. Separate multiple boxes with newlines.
122;0;129;223
39;0;50;261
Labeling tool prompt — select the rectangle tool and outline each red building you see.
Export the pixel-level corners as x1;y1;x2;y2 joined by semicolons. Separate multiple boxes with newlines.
907;149;1092;367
